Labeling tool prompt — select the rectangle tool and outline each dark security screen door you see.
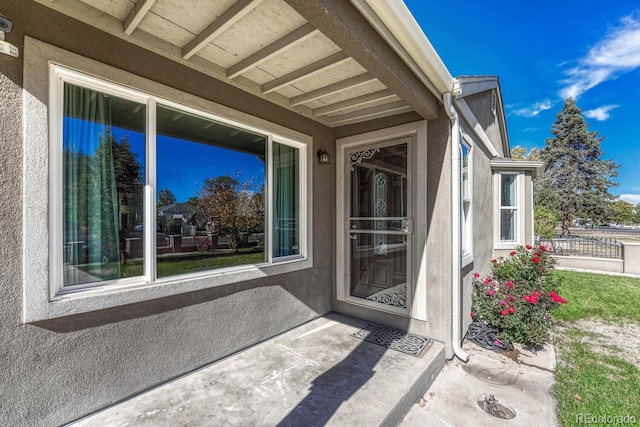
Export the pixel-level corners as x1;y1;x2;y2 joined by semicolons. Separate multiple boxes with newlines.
345;138;412;312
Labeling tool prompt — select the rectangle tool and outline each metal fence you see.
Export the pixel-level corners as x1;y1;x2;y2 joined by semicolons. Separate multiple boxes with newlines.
180;235;195;246
537;236;622;259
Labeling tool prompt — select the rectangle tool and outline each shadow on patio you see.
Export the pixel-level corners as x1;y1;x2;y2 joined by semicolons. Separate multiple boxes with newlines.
70;313;445;426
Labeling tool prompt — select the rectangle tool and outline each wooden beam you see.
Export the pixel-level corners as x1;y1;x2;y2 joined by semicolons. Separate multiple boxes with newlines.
227;23;319;79
289;73;376;107
313;89;396;116
262;51;350;95
284;0;440;119
329;101;411;125
182;0;263;60
124;0;156;35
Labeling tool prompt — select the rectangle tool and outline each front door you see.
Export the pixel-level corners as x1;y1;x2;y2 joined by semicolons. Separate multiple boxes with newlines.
343;137;412;314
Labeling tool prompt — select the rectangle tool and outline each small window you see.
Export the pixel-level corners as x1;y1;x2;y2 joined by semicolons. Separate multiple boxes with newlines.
460;135;473;264
499;173;519;242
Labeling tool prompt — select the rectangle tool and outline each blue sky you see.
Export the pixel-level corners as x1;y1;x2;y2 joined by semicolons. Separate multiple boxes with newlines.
405;1;640;205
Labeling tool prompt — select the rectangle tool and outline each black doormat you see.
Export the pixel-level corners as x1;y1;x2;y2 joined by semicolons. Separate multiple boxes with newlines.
351;323;431;357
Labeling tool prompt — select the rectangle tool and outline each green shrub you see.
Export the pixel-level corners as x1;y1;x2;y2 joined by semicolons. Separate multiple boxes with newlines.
534;206;560;238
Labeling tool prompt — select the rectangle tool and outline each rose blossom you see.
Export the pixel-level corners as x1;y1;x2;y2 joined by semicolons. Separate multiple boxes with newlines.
500;309;508;316
525;244;533;250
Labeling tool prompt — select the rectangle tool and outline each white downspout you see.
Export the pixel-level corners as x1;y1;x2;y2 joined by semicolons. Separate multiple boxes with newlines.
444;92;469;362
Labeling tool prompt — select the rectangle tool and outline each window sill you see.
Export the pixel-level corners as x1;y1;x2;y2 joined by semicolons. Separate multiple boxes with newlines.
24;257;311;323
494;241;521;250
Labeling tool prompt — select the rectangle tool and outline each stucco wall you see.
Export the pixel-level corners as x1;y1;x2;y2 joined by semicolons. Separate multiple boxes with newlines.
461;132;497;334
1;2;334;425
424;113;454;354
463;91;506;157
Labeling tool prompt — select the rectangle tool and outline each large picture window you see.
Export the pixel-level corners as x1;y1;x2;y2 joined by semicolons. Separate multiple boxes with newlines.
55;68;305;292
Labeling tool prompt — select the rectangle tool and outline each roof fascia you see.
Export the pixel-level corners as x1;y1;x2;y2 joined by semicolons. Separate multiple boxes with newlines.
349;0;454;98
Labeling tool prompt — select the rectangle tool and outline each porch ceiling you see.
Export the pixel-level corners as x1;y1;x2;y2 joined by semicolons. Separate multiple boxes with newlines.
36;0;437;127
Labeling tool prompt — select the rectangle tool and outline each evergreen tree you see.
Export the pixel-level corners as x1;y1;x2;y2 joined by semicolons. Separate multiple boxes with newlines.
158;188;177;206
538;98;619;234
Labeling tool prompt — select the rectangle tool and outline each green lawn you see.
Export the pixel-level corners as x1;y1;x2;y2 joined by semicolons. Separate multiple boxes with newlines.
156;249;265;277
553;270;640;322
552;270;640;426
82;248;265;280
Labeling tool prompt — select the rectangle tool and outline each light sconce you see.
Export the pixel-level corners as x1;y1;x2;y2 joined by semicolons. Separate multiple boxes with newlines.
0;16;19;58
317;149;331;165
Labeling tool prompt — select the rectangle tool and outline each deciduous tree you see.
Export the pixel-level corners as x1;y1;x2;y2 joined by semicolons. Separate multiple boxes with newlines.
610;200;634;225
197;174;264;253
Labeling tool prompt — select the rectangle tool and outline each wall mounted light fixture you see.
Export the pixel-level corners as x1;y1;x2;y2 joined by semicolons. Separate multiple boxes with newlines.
0;16;18;58
317;149;331;165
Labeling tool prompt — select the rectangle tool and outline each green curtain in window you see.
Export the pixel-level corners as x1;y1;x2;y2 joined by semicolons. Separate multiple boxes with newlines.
273;143;299;257
63;83;121;284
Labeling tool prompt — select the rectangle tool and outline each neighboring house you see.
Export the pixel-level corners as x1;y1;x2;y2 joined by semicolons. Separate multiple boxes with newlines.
156;202;205;234
1;0;541;425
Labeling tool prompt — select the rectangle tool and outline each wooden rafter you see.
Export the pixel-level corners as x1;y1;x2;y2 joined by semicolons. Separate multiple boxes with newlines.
313;89;396;117
289;73;376;107
329;101;411;125
227;23;319;79
124;0;156;35
262;52;350;94
182;0;264;60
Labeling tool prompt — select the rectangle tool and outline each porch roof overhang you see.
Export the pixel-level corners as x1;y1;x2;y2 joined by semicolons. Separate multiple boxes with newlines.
35;0;454;127
491;158;545;178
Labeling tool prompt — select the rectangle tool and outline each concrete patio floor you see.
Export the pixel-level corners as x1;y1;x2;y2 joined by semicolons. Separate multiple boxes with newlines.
70;313;445;426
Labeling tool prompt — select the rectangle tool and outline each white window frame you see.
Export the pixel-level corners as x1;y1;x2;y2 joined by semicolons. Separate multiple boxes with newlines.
494;171;524;248
23;38;312;322
460;129;473;267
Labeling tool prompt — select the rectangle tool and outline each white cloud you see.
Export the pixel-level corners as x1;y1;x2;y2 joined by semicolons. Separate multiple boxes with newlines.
559;12;640;99
619;194;640;204
513;99;554;117
584;104;620;121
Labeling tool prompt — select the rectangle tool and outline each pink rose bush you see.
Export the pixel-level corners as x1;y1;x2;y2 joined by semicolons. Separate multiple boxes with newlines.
470;244;566;348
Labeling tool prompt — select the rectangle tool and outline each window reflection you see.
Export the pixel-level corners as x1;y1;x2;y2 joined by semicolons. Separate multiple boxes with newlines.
62;83;145;286
156;104;266;278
